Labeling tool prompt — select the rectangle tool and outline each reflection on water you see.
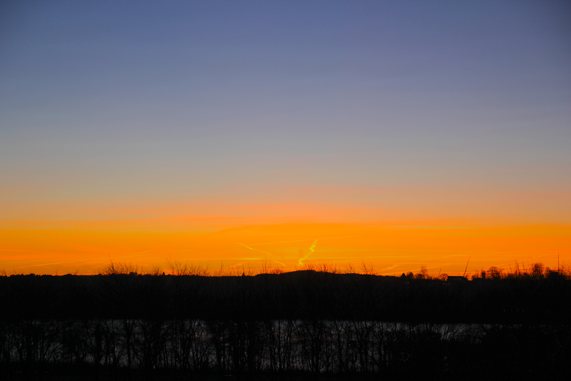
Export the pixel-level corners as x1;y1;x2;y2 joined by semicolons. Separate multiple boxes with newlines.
0;320;532;373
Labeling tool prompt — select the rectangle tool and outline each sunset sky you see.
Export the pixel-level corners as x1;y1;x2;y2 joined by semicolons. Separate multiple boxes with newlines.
1;0;570;275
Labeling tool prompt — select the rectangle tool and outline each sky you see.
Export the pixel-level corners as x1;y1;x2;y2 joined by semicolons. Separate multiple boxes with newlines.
1;0;570;275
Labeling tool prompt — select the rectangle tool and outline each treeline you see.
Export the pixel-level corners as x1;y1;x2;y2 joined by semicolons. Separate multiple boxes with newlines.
0;267;570;322
1;267;570;379
1;320;569;380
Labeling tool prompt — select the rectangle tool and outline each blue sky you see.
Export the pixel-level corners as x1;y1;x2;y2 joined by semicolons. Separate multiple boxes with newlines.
1;0;570;222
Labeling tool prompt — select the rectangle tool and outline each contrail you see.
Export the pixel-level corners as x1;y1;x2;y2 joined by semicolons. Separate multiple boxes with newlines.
297;239;318;267
238;243;287;267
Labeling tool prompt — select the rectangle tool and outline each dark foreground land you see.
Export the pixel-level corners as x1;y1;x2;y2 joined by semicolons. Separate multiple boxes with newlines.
1;270;570;380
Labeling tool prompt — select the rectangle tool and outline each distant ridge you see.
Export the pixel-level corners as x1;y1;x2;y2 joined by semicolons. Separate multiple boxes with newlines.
1;269;569;322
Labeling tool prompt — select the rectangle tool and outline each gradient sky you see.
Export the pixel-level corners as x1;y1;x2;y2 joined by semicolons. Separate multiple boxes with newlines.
1;0;570;275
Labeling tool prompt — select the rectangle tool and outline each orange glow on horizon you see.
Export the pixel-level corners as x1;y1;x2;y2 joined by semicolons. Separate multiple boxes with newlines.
1;215;569;276
2;192;570;276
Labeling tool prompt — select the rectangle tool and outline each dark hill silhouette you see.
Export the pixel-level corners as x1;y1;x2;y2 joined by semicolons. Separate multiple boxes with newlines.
1;267;570;379
0;268;569;322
